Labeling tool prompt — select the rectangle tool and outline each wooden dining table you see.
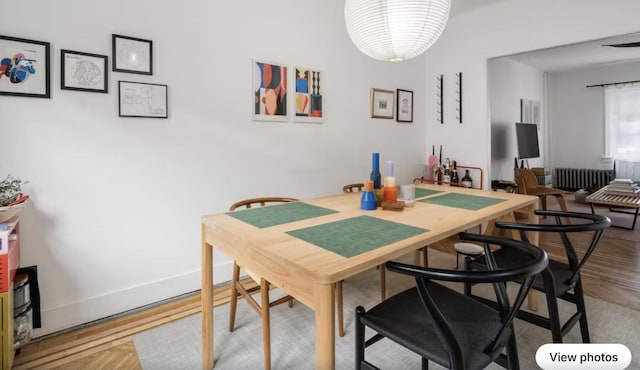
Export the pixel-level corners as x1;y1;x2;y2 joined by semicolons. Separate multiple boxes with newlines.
201;184;539;370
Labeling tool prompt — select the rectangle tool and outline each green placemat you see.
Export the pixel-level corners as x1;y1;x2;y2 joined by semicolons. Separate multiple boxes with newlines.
227;202;337;228
286;215;428;257
419;193;505;210
415;188;443;198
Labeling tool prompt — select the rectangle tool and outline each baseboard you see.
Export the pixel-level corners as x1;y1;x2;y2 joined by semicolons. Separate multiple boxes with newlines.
34;260;234;337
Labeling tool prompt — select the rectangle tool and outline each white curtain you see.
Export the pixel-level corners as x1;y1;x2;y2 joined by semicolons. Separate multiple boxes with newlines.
605;83;640;161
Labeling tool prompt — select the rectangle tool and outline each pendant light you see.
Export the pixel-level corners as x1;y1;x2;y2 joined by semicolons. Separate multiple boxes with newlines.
344;0;451;62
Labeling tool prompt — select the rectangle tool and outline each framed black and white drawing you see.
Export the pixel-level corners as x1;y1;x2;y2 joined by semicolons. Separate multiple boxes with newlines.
61;50;108;93
118;81;167;118
0;35;50;98
370;88;394;119
396;89;413;122
112;34;152;75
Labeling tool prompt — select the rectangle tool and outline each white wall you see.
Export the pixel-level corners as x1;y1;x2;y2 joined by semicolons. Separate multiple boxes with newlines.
548;60;640;169
1;0;427;335
5;0;640;337
489;58;545;181
423;0;640;190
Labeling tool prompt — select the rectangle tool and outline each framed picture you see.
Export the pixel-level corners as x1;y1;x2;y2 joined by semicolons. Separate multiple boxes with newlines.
61;50;108;93
0;35;50;98
112;34;152;75
520;98;532;123
370;88;394;119
253;59;288;122
396;89;413;122
294;66;323;123
118;81;168;118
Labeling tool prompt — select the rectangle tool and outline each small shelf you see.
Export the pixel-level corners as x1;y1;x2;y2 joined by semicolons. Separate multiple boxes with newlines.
0;216;19;369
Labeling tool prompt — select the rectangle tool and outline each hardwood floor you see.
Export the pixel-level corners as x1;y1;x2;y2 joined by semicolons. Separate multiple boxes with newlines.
12;282;246;369
13;221;640;369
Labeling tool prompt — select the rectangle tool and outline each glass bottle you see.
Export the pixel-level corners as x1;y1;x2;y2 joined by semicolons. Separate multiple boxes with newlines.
462;170;473;188
451;162;460;186
442;158;451;185
435;165;443;185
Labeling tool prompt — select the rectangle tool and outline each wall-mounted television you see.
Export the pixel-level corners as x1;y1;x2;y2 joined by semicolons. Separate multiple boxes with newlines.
515;122;540;159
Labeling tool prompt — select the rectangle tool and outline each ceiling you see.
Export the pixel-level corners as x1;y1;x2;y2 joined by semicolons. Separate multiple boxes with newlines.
448;1;640;72
450;0;508;17
501;32;640;73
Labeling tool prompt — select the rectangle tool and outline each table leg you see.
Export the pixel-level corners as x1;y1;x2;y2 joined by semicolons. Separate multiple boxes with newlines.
315;283;335;370
202;225;214;370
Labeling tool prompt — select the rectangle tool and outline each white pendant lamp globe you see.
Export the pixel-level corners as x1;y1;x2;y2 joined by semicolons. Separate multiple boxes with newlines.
344;0;451;62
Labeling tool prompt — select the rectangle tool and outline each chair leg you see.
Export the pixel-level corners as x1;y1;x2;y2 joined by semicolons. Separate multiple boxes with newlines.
574;279;591;343
421;357;429;370
355;306;366;368
229;262;240;332
555;195;572;224
336;281;345;337
379;264;386;300
505;324;521;370
463;257;472;296
541;270;563;343
260;279;272;370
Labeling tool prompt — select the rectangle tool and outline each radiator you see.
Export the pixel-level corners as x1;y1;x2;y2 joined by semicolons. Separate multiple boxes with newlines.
554;168;614;190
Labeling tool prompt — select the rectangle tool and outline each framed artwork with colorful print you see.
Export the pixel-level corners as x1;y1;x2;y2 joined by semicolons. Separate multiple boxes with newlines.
0;35;51;98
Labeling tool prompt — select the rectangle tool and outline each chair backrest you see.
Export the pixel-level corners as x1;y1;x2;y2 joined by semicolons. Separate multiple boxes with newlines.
495;210;611;287
386;232;548;368
342;183;364;193
229;197;298;211
515;169;539;194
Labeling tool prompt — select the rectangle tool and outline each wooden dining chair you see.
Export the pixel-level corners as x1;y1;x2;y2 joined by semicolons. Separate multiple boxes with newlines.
342;183;365;193
516;168;569;213
228;197;298;370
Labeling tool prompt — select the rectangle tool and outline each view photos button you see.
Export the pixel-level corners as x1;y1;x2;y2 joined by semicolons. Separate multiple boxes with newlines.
536;343;631;369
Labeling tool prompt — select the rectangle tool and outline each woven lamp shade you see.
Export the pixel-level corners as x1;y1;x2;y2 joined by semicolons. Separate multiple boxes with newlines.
344;0;451;62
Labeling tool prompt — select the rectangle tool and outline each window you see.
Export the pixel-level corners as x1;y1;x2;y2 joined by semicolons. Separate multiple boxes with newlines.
605;83;640;161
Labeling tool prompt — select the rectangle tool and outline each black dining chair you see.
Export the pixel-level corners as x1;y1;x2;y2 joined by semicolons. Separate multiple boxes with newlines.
355;232;548;370
466;210;611;343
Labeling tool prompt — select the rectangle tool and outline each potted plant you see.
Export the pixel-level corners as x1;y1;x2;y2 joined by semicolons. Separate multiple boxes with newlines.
0;175;29;223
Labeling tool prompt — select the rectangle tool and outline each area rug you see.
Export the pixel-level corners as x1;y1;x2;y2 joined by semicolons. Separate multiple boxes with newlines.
133;250;640;369
543;197;640;243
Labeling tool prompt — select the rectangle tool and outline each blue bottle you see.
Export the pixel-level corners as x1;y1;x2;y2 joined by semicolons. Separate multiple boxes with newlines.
370;153;381;189
360;180;377;210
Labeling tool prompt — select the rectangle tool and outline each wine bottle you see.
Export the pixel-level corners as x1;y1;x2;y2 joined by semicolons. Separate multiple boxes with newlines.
462;170;473;188
451;168;460;186
435;165;443;185
450;160;459;186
